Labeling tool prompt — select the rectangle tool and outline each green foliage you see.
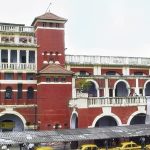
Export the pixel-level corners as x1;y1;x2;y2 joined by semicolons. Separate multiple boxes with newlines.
76;79;92;93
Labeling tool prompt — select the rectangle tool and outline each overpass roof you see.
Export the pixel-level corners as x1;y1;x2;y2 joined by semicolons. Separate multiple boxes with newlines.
0;124;150;145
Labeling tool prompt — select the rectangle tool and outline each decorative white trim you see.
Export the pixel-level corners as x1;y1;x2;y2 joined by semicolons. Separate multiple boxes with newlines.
0;89;37;92
37;82;71;85
0;80;37;84
35;26;64;31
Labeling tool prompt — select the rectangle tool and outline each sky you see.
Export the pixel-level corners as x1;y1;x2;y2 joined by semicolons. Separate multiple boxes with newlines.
0;0;150;57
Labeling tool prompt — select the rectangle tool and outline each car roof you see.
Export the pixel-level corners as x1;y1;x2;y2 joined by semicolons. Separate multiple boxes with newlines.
81;144;98;147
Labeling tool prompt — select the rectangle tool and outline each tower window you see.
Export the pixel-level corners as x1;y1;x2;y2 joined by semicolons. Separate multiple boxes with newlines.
10;50;17;63
29;51;35;63
26;73;34;80
56;23;59;28
49;23;53;27
5;87;12;99
1;50;8;62
18;73;23;80
27;87;34;99
17;84;22;99
4;73;13;80
54;77;59;82
20;50;26;63
46;77;51;82
43;22;46;27
61;77;66;82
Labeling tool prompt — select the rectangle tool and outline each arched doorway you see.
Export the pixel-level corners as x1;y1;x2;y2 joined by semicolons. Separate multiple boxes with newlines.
95;116;117;127
82;81;97;97
0;114;24;132
94;116;118;147
115;81;128;97
70;113;78;149
145;82;150;96
70;113;78;129
130;113;146;125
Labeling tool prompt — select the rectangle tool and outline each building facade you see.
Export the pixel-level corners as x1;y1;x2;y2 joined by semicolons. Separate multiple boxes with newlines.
0;12;149;131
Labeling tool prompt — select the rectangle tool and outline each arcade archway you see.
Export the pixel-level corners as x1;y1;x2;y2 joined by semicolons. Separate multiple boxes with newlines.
130;113;146;125
95;116;118;127
115;81;129;97
145;82;150;96
82;81;98;97
0;114;24;132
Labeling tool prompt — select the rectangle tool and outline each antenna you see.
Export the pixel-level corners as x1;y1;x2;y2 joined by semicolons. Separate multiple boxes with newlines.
45;2;52;13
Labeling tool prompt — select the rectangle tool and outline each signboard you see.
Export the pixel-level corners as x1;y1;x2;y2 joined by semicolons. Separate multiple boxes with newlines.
0;122;15;129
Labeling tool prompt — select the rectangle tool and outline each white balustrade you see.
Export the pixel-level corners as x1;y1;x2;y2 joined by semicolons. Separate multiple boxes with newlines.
0;63;36;71
0;24;34;33
66;55;150;66
69;96;147;108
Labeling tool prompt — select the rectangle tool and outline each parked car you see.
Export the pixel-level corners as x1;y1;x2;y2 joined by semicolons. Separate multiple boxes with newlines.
100;141;141;150
34;146;54;150
145;144;150;150
80;144;100;150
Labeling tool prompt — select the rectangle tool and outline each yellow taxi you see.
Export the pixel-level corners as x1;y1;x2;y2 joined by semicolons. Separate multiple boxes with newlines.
100;141;141;150
34;146;54;150
145;144;150;150
80;144;100;150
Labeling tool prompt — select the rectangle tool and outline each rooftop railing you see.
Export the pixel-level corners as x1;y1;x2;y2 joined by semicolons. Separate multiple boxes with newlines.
0;24;34;33
65;55;150;66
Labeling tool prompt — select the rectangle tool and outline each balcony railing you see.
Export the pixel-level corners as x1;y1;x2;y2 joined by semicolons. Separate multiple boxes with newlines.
65;55;150;66
0;25;34;33
69;96;147;108
0;63;37;72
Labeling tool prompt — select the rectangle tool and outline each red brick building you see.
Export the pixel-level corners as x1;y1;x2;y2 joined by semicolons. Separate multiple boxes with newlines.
0;12;149;131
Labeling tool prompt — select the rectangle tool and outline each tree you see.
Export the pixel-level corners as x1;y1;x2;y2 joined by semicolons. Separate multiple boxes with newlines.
76;79;92;93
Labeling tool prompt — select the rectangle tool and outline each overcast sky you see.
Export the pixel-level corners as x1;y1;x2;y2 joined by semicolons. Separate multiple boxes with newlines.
0;0;150;57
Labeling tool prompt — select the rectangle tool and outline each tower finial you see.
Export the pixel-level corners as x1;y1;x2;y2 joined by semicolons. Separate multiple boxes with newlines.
45;2;52;13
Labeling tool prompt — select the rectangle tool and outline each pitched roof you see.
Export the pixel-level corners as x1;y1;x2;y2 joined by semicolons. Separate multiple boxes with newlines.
38;64;74;75
31;12;67;26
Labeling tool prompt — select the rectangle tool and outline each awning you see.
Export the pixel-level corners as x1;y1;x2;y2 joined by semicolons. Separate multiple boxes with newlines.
0;124;150;145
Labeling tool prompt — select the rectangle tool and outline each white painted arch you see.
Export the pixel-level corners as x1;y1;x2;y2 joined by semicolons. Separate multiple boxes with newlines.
85;79;100;97
143;79;150;96
113;79;130;97
127;110;146;125
70;110;78;129
91;113;122;127
0;110;27;128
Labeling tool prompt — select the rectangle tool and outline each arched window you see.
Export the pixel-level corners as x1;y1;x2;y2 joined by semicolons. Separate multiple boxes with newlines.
27;87;34;99
5;87;12;99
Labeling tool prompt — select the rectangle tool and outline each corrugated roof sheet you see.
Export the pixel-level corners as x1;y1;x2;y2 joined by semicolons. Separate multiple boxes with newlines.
0;124;150;145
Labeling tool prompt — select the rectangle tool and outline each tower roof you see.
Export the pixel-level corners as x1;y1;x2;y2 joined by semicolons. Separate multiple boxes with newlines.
38;64;73;75
31;12;67;26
